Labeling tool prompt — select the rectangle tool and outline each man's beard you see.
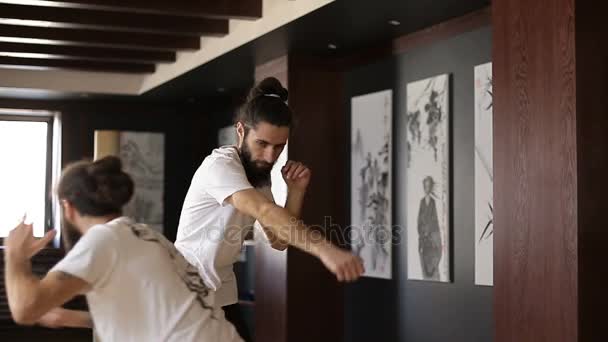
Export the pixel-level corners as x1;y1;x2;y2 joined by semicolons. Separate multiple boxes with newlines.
61;214;82;252
240;141;273;188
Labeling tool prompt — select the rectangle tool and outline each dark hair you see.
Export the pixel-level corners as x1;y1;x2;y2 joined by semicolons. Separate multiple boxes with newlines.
57;156;134;216
235;77;294;129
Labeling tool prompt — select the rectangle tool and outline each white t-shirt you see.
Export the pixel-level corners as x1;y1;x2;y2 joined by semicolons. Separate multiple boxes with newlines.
175;146;274;307
51;217;242;342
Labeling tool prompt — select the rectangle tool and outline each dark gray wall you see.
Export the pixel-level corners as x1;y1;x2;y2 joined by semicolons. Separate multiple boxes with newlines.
344;26;493;342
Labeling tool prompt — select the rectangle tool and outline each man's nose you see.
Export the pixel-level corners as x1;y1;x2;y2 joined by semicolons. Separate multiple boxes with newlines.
264;147;275;163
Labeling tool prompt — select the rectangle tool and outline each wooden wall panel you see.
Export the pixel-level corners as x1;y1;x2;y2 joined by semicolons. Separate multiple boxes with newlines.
253;55;345;342
286;56;345;342
493;0;578;341
254;55;289;342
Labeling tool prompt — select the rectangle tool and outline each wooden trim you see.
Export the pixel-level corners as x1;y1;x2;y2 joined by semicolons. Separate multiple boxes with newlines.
0;113;52;122
0;57;155;74
0;43;176;64
0;24;201;51
36;0;263;20
0;3;229;35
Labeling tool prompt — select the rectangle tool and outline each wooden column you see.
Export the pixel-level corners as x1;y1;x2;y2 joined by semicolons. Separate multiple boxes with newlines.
286;56;345;342
493;0;608;340
254;56;289;342
254;55;345;342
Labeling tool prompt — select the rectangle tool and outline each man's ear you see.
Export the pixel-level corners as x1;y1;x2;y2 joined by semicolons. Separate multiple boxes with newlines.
62;201;76;222
236;122;245;147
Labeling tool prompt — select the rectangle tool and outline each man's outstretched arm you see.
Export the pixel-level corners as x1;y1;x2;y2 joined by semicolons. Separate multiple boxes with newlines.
227;189;364;282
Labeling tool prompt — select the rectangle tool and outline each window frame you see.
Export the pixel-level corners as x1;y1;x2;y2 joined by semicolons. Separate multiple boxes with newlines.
0;113;55;237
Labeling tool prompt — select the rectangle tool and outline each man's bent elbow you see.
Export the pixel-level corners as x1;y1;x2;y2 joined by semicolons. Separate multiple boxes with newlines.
11;307;38;326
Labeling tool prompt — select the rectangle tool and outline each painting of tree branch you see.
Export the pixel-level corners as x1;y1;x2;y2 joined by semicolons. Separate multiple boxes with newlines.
475;62;493;286
120;132;165;233
406;74;451;282
351;90;392;279
94;131;165;233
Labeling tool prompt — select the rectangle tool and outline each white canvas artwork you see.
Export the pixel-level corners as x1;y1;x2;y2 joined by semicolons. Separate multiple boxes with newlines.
474;62;493;286
406;74;451;282
350;90;392;279
119;132;165;233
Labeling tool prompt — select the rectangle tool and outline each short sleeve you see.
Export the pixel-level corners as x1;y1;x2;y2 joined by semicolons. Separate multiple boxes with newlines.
199;152;254;206
50;225;119;290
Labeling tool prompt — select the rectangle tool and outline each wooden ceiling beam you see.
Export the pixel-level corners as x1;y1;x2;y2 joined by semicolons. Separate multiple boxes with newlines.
0;24;201;50
27;0;262;19
0;3;229;35
0;56;155;73
0;42;176;63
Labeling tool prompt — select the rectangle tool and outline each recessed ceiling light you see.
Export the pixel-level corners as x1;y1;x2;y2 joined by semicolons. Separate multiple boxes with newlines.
328;43;337;50
389;20;401;26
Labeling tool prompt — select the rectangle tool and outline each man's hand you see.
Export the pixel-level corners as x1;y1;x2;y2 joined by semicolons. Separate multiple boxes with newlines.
4;216;56;262
282;160;311;192
317;243;365;282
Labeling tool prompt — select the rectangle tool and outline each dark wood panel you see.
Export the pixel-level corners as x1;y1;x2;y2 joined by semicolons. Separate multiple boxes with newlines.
254;55;288;342
0;3;228;35
0;56;155;73
286;56;345;342
575;1;608;341
0;24;201;51
253;55;346;342
37;0;262;19
0;42;176;63
493;0;577;341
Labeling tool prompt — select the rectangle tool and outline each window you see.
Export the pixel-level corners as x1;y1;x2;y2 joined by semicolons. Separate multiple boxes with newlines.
0;113;55;238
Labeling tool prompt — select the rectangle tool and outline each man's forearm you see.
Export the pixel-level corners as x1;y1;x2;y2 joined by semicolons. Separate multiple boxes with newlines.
285;188;306;218
59;310;93;329
257;202;330;257
5;254;41;324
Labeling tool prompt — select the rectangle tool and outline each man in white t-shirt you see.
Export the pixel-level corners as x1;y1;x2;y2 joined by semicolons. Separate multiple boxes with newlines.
175;77;364;340
4;157;241;342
